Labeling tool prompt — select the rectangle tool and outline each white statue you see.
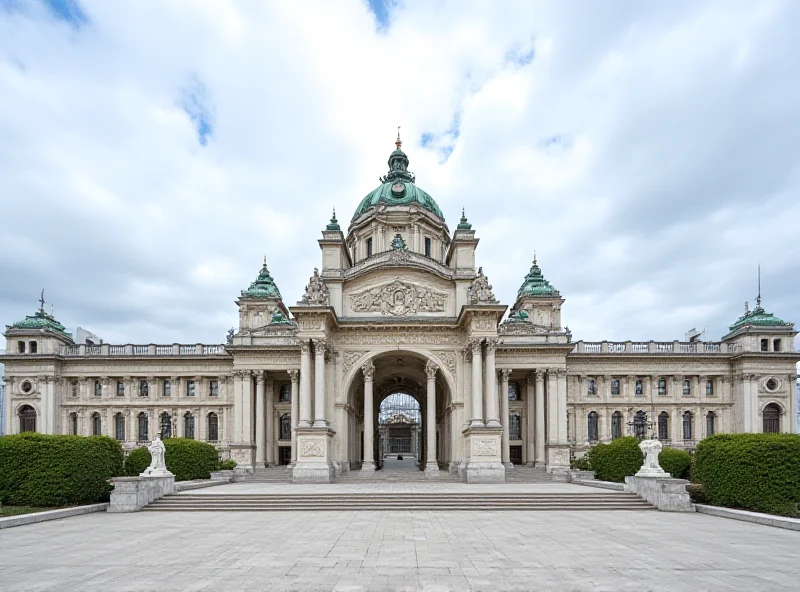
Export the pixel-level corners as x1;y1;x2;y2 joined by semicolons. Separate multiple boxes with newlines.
635;439;668;477
140;435;172;477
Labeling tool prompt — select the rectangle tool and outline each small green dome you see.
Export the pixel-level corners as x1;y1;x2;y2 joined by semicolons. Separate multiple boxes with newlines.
351;140;444;222
725;304;791;337
517;255;559;299
241;259;282;299
8;308;72;339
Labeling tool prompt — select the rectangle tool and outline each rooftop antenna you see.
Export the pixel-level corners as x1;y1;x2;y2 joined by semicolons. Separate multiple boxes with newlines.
756;264;762;308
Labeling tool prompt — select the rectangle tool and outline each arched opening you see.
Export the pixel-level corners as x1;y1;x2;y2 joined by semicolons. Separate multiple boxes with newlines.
706;412;716;437
611;411;623;439
70;412;78;435
763;403;781;433
658;412;669;441
91;412;102;436
378;393;421;469
343;349;454;477
19;405;36;433
208;412;220;442
587;411;599;442
160;412;172;438
114;413;125;441
184;412;195;439
137;412;148;442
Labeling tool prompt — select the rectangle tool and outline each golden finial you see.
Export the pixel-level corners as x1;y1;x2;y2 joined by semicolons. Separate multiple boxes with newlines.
395;126;401;149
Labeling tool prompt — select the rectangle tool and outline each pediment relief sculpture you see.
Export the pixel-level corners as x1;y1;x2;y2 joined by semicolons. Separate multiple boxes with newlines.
350;277;447;316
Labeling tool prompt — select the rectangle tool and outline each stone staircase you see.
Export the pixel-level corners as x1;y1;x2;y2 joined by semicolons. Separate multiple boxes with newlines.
245;467;293;483
144;491;654;512
503;465;556;483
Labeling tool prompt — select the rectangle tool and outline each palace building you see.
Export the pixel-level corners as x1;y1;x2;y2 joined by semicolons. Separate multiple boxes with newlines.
3;139;798;482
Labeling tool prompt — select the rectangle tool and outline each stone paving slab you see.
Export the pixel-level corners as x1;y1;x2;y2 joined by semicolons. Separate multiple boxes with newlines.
1;506;799;591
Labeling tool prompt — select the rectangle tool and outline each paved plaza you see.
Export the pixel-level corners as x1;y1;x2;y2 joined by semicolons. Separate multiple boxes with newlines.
1;482;799;591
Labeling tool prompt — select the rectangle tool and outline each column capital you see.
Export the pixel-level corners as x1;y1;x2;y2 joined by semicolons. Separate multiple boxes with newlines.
499;368;511;381
299;340;311;354
425;360;438;380
312;338;327;354
256;372;265;385
288;369;299;383
468;338;483;354
485;337;498;354
362;360;375;381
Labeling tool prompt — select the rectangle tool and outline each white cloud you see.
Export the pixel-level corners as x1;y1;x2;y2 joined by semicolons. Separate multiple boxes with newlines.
0;0;798;352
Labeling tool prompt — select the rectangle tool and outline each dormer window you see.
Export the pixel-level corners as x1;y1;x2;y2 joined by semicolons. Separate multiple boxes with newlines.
424;237;431;257
29;341;37;353
760;339;768;352
17;341;25;353
773;339;782;352
366;237;373;258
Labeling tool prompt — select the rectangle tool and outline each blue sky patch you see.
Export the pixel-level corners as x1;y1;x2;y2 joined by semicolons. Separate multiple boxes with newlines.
366;0;392;31
420;113;461;163
42;0;87;27
179;75;214;147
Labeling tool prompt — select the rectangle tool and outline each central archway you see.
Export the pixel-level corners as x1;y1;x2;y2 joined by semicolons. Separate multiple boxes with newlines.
344;349;453;477
379;393;421;470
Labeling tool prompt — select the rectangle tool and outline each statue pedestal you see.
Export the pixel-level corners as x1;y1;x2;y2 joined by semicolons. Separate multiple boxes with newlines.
546;445;571;479
292;426;336;483
462;426;505;483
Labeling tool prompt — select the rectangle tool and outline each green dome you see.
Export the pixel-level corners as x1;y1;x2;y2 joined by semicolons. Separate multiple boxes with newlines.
517;256;559;299
352;180;443;221
8;308;72;339
724;305;791;337
351;141;444;222
241;259;282;299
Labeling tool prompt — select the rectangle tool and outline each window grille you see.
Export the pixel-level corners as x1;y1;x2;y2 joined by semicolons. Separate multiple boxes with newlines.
509;413;521;440
658;412;669;440
682;411;693;440
763;404;780;433
633;410;648;439
208;413;219;442
70;412;78;435
115;413;125;441
19;405;36;433
92;412;102;436
706;412;716;436
610;380;620;396
279;413;291;440
138;412;148;442
184;413;195;439
611;411;623;439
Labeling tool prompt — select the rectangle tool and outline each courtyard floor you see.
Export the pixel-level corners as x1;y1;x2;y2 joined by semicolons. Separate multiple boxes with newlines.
1;482;798;591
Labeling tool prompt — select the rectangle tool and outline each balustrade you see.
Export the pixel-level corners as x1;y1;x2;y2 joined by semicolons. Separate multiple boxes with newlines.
573;340;733;355
58;344;228;357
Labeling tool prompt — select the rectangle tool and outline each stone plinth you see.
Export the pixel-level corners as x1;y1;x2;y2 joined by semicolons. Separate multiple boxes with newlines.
292;426;336;483
624;475;694;512
546;445;570;477
108;475;175;513
462;426;505;483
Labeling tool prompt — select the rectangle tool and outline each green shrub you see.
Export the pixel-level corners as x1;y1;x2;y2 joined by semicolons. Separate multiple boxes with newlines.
658;447;691;480
124;446;151;476
124;438;220;481
694;433;800;517
587;437;643;482
0;433;124;507
219;459;237;470
570;454;591;471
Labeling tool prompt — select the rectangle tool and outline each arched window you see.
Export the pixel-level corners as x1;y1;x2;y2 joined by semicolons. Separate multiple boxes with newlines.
658;412;669;440
160;412;172;439
279;384;291;402
279;413;291;441
17;340;26;353
509;412;521;440
763;403;780;433
138;412;148;442
208;413;219;442
587;411;599;442
94;380;102;397
114;413;125;441
70;412;78;435
633;410;648;439
682;411;694;440
19;405;36;433
508;382;520;401
29;341;38;353
184;413;195;439
706;411;716;437
611;411;623;439
91;412;102;436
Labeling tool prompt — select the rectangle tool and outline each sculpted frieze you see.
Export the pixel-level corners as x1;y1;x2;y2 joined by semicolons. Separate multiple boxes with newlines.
350;277;447;316
334;332;462;346
432;350;457;376
341;351;365;374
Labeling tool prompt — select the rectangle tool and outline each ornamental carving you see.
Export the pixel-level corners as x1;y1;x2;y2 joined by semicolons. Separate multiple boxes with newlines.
342;351;364;374
471;439;498;457
334;332;461;346
425;360;438;380
433;351;457;376
301;441;324;457
350;277;447;316
362;360;375;381
299;269;330;306
468;268;497;305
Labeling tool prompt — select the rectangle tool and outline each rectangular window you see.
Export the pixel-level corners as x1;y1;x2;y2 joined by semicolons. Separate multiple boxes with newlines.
587;379;596;396
682;379;691;396
139;380;149;397
29;341;37;353
509;414;522;441
658;379;667;396
71;381;79;397
610;379;620;396
209;380;219;397
117;381;125;396
424;237;432;257
366;237;373;258
705;380;714;396
17;340;26;353
773;339;782;352
187;380;196;397
163;380;171;397
760;338;769;352
115;415;125;441
635;380;643;396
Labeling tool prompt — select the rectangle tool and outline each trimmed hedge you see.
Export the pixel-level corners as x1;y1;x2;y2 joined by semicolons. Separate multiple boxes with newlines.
694;433;800;517
124;438;220;481
0;433;124;507
219;459;237;470
586;437;642;482
658;447;691;480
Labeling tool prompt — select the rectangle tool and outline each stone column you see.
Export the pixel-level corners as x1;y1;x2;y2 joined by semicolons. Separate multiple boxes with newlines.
557;369;568;443
534;370;546;466
499;368;511;467
425;361;440;476
266;376;275;466
361;361;376;472
485;339;500;427
255;373;266;468
313;339;327;427
526;376;536;466
288;369;299;467
470;339;484;426
461;346;472;429
298;341;312;427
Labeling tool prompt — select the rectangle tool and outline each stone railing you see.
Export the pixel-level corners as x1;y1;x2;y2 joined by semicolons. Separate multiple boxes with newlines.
60;344;229;357
572;341;741;354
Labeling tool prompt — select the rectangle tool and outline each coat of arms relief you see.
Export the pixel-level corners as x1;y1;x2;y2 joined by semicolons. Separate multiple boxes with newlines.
350;277;448;316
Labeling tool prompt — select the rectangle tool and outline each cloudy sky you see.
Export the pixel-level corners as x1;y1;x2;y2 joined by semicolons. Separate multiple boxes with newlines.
1;0;798;349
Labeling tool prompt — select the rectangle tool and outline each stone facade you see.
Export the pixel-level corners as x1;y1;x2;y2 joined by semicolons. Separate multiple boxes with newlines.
2;141;798;482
